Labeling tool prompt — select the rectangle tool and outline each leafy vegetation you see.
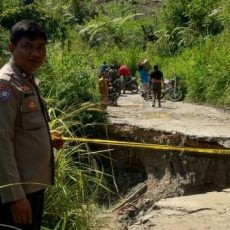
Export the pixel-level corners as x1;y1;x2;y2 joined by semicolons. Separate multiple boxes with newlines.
157;0;224;54
0;0;230;229
0;26;8;63
42;106;109;229
78;13;144;48
149;0;230;106
0;4;68;42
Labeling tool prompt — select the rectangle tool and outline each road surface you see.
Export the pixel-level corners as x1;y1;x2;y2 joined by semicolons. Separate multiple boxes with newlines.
108;93;230;143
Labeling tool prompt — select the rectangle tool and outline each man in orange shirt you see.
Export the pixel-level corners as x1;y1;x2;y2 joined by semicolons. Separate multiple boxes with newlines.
98;72;109;110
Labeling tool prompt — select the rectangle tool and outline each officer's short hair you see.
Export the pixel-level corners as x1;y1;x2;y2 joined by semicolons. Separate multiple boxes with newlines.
10;20;48;45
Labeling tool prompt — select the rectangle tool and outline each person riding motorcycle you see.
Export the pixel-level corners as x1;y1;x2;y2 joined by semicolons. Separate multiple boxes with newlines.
108;64;119;83
118;64;131;94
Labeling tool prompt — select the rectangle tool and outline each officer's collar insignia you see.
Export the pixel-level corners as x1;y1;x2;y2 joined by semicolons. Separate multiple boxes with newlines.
21;85;31;92
0;74;11;81
28;100;37;111
34;77;39;86
0;85;11;101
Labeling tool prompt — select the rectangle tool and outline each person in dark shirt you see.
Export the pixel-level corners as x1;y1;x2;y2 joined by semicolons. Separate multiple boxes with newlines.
149;65;164;107
108;64;118;83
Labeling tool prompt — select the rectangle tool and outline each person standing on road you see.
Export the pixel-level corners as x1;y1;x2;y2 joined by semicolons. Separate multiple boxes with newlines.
118;64;131;94
98;71;109;110
138;63;149;100
0;20;64;230
149;65;164;107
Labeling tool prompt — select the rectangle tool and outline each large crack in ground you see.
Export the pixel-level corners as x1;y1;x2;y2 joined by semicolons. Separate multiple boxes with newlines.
94;124;230;229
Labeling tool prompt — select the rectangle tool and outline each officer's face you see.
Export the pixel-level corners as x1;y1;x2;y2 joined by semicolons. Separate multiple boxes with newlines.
8;37;46;76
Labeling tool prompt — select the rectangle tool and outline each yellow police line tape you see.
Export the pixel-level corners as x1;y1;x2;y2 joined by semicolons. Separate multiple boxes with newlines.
61;137;230;155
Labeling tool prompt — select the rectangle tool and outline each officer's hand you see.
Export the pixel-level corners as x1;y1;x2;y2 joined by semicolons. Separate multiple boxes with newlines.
11;198;32;225
51;130;64;150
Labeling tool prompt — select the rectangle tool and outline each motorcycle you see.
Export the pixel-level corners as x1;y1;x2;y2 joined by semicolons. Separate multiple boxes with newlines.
111;76;139;94
124;76;139;94
161;77;183;101
108;86;120;106
111;77;122;95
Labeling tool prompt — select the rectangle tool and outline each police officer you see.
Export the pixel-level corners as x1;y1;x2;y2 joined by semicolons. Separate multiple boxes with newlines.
0;20;63;230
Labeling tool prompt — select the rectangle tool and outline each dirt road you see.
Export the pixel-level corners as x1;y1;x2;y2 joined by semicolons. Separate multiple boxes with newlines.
108;93;230;143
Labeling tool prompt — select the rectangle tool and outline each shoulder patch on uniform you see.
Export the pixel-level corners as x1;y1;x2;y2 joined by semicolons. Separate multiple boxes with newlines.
34;77;40;86
0;85;11;101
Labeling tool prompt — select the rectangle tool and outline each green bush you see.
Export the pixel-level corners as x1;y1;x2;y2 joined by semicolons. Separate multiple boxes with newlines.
42;106;108;229
40;44;98;109
156;0;224;55
70;0;97;24
79;13;145;49
39;42;108;132
187;0;223;35
0;26;9;63
0;4;68;42
220;0;230;28
148;30;230;106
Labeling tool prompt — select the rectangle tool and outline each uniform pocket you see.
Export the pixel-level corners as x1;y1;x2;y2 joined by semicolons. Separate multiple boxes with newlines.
21;96;45;130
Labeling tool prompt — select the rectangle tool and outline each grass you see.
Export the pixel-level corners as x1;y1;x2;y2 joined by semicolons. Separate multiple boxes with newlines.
42;105;112;229
0;103;111;230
